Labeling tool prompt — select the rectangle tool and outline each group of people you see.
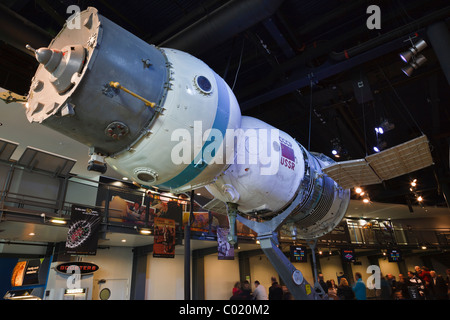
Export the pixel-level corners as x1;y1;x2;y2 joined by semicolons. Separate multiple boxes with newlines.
230;267;450;300
388;266;450;300
230;277;290;300
319;266;450;300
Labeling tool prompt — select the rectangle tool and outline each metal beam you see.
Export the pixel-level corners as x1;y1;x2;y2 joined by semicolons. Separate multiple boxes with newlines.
240;35;413;110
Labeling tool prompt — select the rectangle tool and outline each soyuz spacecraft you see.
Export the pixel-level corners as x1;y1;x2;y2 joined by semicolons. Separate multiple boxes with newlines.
23;8;433;299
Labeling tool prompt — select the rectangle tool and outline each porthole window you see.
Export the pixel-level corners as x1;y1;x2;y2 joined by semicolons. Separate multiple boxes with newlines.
99;288;111;300
195;75;212;94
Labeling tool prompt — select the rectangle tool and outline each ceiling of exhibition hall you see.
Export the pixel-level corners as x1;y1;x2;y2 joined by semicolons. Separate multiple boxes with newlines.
0;0;449;217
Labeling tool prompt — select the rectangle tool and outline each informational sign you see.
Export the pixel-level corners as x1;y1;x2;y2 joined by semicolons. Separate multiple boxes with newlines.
11;259;41;287
387;249;402;262
217;227;234;260
341;248;356;262
153;217;175;258
65;205;101;255
290;246;307;263
55;262;99;275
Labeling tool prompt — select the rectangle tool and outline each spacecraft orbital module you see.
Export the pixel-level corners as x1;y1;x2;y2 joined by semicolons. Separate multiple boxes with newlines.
24;7;353;299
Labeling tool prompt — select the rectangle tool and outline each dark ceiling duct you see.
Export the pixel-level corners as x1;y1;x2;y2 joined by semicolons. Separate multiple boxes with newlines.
330;6;450;61
239;7;450;109
0;3;52;56
427;21;450;86
159;0;284;56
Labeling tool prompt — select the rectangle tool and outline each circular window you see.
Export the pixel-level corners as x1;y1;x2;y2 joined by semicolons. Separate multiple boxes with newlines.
134;167;158;183
99;288;111;300
195;76;212;94
137;172;155;182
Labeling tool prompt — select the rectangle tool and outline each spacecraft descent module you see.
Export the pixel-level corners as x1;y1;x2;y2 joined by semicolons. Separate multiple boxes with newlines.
23;8;433;299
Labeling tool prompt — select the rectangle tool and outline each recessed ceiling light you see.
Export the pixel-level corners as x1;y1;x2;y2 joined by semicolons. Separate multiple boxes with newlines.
121;239;127;242
28;232;35;236
50;219;67;225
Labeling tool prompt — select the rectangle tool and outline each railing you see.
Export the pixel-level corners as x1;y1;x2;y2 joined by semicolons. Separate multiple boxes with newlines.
1;160;449;247
345;218;450;248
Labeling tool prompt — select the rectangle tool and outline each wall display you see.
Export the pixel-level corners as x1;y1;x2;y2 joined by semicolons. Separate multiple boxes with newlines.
290;246;307;263
151;193;183;227
96;176;185;229
65;205;101;255
1;257;52;300
153;217;176;258
341;248;356;263
217;227;234;260
11;260;41;287
387;249;402;262
96;177;148;225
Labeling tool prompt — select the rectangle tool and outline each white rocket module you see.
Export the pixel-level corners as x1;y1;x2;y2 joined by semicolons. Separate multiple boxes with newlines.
24;7;350;241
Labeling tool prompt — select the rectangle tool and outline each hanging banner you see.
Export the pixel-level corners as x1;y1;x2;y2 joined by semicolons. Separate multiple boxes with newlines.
153;217;175;258
65;205;101;255
217;227;234;260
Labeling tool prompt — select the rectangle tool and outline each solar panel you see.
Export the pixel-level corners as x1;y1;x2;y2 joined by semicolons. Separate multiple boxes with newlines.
366;135;433;181
322;158;381;190
323;135;433;190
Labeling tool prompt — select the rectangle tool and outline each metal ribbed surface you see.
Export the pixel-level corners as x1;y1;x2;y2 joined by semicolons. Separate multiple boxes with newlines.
295;175;334;228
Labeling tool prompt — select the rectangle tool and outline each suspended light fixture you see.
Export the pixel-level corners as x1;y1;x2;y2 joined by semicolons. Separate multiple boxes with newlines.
375;119;395;135
399;39;427;63
331;138;345;158
373;140;387;153
401;54;427;77
399;39;428;77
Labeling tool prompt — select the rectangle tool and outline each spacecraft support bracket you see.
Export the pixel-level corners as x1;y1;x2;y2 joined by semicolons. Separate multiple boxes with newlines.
232;191;325;300
256;232;320;300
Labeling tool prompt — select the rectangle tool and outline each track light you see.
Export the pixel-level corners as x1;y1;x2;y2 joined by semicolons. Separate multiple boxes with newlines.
373;140;387;153
401;54;427;77
399;39;427;63
375;119;395;135
331;138;345;158
399;39;427;77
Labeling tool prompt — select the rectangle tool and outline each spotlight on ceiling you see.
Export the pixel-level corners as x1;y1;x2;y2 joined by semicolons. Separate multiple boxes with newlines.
401;54;427;77
375;119;395;135
373;140;387;153
331;138;345;158
399;39;427;63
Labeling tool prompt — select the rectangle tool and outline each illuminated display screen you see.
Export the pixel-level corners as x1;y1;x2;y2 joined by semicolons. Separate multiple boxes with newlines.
290;246;307;263
388;249;402;262
341;248;356;262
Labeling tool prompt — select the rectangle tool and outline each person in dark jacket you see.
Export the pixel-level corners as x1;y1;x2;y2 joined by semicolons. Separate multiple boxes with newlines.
240;280;253;300
337;278;355;300
429;271;449;300
269;277;284;300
